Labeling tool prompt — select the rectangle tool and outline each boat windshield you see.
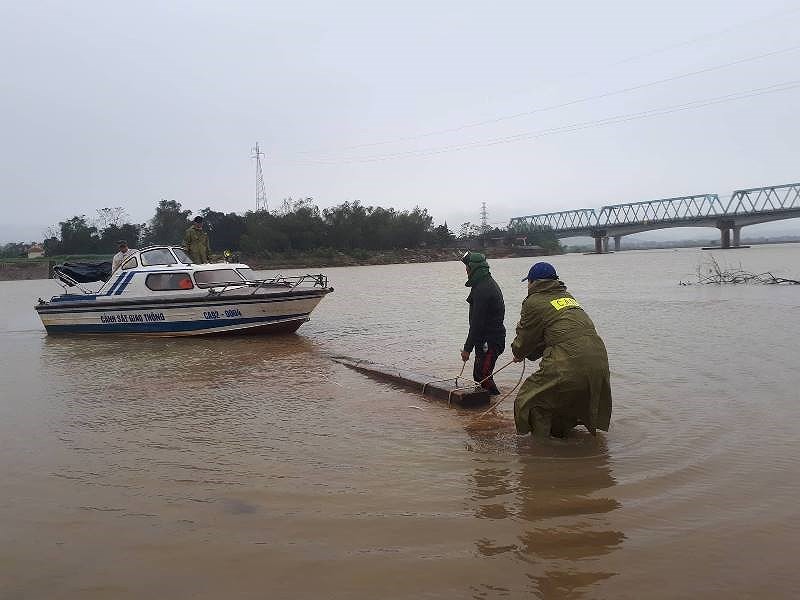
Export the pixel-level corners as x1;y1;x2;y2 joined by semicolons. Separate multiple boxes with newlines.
140;248;176;266
172;247;193;264
194;268;245;288
237;267;258;281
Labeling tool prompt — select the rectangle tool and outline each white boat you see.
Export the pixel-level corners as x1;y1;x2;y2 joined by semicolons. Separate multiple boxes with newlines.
35;246;333;336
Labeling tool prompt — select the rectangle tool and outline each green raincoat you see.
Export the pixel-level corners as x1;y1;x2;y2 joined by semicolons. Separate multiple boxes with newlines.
184;226;210;264
511;279;612;438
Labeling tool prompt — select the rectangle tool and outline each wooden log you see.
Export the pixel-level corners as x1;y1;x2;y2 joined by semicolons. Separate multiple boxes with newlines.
333;357;490;407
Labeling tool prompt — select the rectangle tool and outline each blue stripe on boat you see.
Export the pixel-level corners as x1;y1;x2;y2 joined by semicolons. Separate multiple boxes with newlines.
44;313;308;334
114;272;135;295
105;274;125;295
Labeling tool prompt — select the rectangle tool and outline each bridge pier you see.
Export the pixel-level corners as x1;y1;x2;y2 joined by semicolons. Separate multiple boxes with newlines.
613;235;622;251
718;220;745;248
720;227;731;249
593;236;611;253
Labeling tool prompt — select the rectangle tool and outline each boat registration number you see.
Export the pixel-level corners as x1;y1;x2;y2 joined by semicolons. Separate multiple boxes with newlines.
203;309;242;320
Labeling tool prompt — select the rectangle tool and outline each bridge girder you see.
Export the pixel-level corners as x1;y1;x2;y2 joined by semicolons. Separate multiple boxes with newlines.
508;183;800;238
725;182;800;214
508;208;596;237
597;194;723;228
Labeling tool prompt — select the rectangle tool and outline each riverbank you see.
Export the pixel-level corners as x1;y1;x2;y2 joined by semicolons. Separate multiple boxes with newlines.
0;247;555;280
245;246;554;270
0;260;51;281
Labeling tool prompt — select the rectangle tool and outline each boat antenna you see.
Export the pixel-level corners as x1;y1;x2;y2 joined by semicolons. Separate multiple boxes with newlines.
252;142;268;212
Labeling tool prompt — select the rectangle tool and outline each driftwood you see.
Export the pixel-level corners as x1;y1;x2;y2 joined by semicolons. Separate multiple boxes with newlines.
332;357;490;407
680;255;800;286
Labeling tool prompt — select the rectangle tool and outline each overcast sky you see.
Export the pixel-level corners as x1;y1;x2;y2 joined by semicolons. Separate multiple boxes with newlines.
1;0;799;243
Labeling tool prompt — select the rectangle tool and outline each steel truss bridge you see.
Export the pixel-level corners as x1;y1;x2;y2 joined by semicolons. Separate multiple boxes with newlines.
508;182;800;252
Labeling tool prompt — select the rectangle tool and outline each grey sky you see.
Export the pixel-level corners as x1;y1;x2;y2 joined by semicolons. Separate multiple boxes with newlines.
2;0;799;243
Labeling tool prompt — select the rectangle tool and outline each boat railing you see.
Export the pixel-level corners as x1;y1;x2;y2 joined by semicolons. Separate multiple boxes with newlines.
206;273;329;296
52;267;95;295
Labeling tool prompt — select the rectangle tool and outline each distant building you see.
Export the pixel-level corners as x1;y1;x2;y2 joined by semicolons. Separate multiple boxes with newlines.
27;244;44;259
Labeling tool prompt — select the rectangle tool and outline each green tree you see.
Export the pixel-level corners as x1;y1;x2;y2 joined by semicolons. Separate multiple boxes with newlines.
142;199;192;245
507;222;562;253
58;216;100;254
0;243;27;258
323;201;370;250
99;223;143;253
430;221;455;247
240;210;290;255
277;199;327;251
199;208;246;252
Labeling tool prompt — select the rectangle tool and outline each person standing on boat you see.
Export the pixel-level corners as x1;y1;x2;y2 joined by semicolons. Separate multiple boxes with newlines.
111;240;137;272
460;251;506;395
510;262;612;439
184;216;211;263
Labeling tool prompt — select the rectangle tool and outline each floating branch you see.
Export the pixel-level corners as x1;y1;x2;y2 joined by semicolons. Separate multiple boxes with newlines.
680;255;800;285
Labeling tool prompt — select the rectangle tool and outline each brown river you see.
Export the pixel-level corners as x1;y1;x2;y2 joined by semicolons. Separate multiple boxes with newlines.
1;245;799;599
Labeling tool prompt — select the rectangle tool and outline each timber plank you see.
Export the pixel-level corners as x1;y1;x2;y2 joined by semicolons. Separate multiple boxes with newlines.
334;357;489;407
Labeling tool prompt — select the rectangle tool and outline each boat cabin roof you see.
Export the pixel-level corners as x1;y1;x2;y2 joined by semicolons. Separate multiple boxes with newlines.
118;245;250;273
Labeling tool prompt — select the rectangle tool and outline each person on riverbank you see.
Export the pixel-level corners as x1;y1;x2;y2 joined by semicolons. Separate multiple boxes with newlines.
111;240;137;272
460;251;506;395
511;262;612;438
184;216;210;264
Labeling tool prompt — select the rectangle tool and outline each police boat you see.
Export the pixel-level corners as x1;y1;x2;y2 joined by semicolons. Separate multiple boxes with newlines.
35;246;333;336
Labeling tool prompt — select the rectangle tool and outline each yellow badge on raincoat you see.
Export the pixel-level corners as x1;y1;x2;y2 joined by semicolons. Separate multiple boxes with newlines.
550;297;581;311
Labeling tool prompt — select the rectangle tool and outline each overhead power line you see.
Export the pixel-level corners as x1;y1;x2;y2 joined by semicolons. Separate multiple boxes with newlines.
292;79;800;164
295;41;800;157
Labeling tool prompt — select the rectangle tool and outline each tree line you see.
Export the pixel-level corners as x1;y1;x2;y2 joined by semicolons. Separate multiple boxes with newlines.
31;198;561;257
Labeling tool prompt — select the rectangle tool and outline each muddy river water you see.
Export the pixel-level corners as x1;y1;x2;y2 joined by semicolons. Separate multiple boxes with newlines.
1;245;798;599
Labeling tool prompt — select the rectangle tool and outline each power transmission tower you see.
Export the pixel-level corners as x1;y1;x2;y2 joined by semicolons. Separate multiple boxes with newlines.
252;142;268;211
480;202;489;248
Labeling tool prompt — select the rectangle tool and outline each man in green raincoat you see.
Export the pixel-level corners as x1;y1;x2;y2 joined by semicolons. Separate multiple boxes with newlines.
460;251;506;395
511;262;611;438
184;216;211;264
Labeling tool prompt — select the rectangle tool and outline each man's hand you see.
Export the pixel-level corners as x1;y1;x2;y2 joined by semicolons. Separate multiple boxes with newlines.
461;350;470;362
512;354;524;363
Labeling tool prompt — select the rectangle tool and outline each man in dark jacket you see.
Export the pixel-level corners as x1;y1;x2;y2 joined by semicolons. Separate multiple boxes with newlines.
511;262;612;438
460;251;506;395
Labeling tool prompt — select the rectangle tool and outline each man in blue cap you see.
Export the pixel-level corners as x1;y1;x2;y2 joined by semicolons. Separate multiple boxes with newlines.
460;251;506;395
510;262;612;438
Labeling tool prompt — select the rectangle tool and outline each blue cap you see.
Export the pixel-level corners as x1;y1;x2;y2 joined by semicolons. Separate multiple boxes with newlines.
522;262;557;282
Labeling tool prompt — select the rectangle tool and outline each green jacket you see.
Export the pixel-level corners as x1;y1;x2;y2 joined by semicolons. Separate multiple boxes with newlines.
184;226;210;264
511;279;612;436
463;252;505;353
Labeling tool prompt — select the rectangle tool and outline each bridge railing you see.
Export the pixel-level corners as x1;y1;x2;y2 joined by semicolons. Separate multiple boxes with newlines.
508;208;597;233
596;194;724;227
724;183;800;215
508;182;799;235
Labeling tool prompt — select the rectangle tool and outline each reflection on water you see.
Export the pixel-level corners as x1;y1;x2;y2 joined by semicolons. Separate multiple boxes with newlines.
469;431;622;598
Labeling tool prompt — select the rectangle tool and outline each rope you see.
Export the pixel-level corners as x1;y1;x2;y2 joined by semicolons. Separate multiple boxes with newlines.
422;360;467;396
422;358;519;408
469;359;527;424
476;359;514;386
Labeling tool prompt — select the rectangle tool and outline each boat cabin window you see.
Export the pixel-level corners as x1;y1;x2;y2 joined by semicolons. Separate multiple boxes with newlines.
237;267;258;280
194;269;244;288
172;247;193;264
141;248;176;266
146;273;194;291
121;257;138;270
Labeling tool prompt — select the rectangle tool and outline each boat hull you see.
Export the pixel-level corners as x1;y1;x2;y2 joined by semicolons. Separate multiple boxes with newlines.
35;290;330;336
